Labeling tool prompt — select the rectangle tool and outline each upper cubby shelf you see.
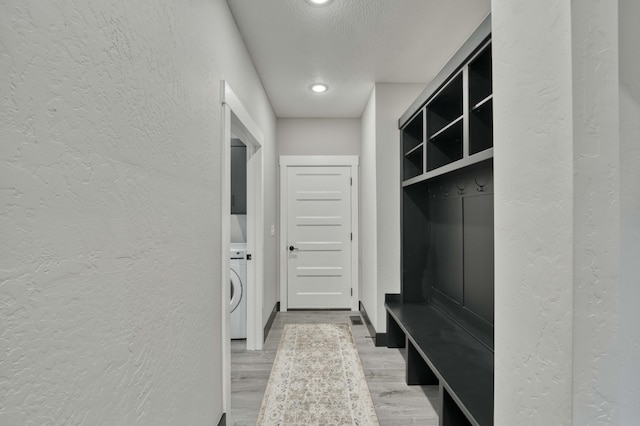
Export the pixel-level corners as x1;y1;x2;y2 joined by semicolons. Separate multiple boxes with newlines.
402;111;424;153
469;43;493;156
427;72;463;139
468;44;492;108
399;16;493;185
427;72;464;171
402;111;425;180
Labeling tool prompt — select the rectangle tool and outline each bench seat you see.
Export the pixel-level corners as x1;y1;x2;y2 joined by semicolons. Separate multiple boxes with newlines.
385;300;494;426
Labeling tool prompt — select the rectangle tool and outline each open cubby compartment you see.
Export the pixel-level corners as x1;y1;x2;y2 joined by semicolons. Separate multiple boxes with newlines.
468;42;492;108
427;73;463;171
469;100;493;155
403;144;424;180
402;110;425;153
427;119;463;171
468;42;493;155
427;73;463;137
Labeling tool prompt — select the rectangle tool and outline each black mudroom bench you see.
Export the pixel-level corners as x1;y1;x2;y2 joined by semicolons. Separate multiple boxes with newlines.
385;295;494;426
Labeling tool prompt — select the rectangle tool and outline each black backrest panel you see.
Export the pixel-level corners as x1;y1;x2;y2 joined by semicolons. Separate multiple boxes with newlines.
463;193;494;324
418;161;494;349
430;196;463;302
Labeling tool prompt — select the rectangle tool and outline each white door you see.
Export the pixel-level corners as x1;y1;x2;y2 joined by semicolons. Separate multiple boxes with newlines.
286;166;353;309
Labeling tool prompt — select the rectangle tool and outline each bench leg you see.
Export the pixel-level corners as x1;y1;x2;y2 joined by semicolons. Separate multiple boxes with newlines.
440;387;472;426
386;313;406;348
406;341;438;385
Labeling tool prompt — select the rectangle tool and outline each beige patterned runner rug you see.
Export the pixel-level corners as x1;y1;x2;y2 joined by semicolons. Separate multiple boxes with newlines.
257;323;379;426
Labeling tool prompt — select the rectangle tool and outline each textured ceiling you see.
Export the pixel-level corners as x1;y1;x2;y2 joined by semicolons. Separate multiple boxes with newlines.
227;0;491;118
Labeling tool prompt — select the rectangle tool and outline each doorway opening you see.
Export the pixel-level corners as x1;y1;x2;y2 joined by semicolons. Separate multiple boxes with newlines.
221;81;265;414
279;156;359;312
230;136;247;348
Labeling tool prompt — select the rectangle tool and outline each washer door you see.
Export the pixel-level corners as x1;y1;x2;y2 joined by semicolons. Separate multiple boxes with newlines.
230;268;243;313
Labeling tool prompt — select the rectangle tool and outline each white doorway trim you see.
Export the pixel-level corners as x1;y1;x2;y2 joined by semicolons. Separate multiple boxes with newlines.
221;81;265;413
279;155;359;312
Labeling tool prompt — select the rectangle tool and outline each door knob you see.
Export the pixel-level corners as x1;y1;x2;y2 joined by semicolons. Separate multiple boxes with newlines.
289;245;296;251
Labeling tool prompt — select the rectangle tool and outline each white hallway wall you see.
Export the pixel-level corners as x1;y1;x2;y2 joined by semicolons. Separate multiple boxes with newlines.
493;0;639;424
277;118;361;157
360;90;377;326
0;0;276;424
360;84;425;334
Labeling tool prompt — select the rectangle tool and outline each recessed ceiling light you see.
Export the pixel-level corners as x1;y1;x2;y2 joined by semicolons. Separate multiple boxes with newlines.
310;83;329;93
306;0;333;6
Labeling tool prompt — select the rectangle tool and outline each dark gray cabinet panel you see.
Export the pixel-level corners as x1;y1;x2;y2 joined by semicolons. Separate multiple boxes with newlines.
463;194;494;324
402;186;430;302
430;197;463;303
230;140;246;214
394;17;494;425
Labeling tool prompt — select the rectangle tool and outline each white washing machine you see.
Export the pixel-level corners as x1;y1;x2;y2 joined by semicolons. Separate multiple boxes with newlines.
230;244;247;339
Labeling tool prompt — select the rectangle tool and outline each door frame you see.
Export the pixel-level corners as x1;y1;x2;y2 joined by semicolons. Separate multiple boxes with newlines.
279;155;359;312
221;81;265;412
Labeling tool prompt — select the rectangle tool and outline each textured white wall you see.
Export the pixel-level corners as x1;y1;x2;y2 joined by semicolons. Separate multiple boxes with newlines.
208;2;278;328
360;89;378;324
494;1;632;424
619;0;640;422
492;1;575;424
373;83;425;333
570;1;620;424
0;0;276;424
277;118;361;156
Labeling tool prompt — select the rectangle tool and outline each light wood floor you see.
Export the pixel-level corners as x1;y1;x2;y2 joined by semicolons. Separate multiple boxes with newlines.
230;310;439;425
